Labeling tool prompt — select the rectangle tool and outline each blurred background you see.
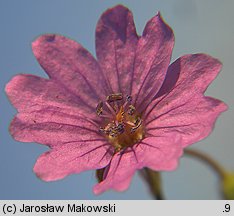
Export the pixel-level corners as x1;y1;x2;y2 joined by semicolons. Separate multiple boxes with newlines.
0;0;233;199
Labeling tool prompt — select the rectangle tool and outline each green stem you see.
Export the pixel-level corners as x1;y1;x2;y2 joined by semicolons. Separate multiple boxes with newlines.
184;148;226;179
140;168;164;200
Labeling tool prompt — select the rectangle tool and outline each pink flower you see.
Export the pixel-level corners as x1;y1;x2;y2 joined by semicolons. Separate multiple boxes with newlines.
5;5;227;194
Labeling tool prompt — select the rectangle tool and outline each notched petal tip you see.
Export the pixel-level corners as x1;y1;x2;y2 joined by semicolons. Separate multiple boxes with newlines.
155;11;168;23
93;185;102;195
105;4;130;13
97;4;135;43
44;34;56;42
32;34;71;59
31;34;57;54
193;53;222;66
222;102;228;112
143;10;174;41
5;74;48;108
9;117;19;141
33;154;52;182
5;74;23;94
188;53;223;81
99;4;131;25
5;74;27;105
5;76;14;96
92;180;129;195
32;34;56;45
211;96;228;113
33;152;65;182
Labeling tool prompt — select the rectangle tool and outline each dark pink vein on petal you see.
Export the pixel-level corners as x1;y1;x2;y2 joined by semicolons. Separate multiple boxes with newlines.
145;102;188;126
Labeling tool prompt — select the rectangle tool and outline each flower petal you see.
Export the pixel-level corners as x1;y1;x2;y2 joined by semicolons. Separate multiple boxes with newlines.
95;5;138;95
10;109;102;147
5;74;96;118
33;140;113;181
145;54;228;147
154;53;222;99
146;96;226;148
132;12;174;112
32;34;110;104
93;151;138;194
139;135;182;171
93;133;182;194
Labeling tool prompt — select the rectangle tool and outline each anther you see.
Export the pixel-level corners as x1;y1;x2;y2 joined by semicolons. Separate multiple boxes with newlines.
109;129;118;137
131;117;142;133
106;93;123;103
99;127;106;134
96;101;103;116
126;95;132;102
116;123;125;134
123;95;132;108
128;105;136;115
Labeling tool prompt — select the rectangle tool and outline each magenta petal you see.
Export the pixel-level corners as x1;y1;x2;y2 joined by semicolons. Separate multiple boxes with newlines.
10;110;102;147
93;152;138;194
109;175;133;192
132;13;174;112
6;75;103;147
32;34;111;105
154;53;223;99
93;133;182;194
33;140;113;181
145;54;228;147
139;135;182;170
5;74;96;118
146;96;227;148
95;5;138;95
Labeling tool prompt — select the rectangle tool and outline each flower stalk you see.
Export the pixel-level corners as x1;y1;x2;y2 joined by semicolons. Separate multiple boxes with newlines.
184;148;226;179
140;168;164;200
184;148;234;200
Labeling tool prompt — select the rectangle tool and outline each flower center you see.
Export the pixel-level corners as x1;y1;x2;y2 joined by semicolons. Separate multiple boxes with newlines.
96;93;144;152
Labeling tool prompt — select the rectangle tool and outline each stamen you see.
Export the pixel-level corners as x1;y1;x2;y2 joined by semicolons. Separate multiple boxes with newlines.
105;101;116;116
99;127;106;134
131;117;142;133
112;102;118;113
126;95;132;102
96;93;144;152
106;93;123;103
128;105;136;115
96;101;103;116
116;106;124;123
98;114;112;119
126;121;135;127
123;95;132;108
116;123;125;134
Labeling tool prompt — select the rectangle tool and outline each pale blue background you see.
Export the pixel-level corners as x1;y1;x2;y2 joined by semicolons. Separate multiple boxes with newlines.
0;0;233;199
